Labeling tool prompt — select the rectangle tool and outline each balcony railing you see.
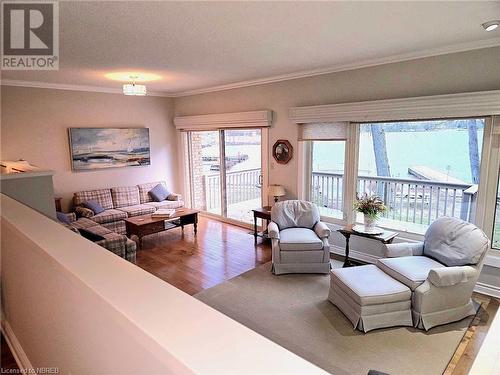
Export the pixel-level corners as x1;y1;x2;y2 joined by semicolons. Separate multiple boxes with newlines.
311;172;478;225
203;168;261;211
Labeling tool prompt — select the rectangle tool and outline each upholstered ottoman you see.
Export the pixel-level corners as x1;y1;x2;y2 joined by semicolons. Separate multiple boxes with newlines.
328;264;413;332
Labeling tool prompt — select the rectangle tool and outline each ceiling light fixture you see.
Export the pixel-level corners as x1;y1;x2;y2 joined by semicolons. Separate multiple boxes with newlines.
123;76;147;96
482;20;500;32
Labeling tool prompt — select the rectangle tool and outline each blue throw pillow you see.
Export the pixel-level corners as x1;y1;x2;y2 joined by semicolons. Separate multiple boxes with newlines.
56;211;71;224
83;200;105;214
149;183;170;202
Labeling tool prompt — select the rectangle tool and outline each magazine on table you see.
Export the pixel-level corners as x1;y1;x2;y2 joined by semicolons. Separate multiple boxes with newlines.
152;208;176;218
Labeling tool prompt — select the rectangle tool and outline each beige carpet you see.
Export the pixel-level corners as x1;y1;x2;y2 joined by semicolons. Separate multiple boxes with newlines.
195;261;477;375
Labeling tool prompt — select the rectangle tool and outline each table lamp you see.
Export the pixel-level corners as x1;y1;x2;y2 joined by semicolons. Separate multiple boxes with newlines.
268;184;285;203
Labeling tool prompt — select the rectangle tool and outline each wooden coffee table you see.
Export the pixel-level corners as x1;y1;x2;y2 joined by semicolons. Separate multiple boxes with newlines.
125;208;199;249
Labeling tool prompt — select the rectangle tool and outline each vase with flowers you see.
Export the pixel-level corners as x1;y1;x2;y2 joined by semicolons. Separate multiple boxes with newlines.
353;194;387;232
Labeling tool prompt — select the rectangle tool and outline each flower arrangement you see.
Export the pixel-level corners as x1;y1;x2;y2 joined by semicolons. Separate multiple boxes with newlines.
354;194;387;221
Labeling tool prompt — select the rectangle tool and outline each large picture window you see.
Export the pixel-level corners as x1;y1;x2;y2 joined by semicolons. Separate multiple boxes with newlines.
356;119;484;233
304;118;487;234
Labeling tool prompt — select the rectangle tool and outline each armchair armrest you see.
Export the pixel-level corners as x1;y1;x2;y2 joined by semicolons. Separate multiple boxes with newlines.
428;266;477;287
75;206;94;218
384;242;424;258
314;221;331;239
268;221;280;240
167;193;182;201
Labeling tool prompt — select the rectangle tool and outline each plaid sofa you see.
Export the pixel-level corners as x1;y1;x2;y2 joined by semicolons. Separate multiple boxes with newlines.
62;213;136;262
73;181;184;236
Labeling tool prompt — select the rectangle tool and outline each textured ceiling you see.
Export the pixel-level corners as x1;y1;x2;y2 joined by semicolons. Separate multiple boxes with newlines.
3;1;500;95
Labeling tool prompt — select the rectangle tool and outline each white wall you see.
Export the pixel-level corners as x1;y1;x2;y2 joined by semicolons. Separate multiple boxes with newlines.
1;194;325;374
1;86;179;211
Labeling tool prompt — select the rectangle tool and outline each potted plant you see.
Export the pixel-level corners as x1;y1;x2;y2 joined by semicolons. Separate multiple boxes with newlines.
354;194;387;231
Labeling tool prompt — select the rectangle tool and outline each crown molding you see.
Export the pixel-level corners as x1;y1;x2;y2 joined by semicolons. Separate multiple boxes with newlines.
172;37;500;97
289;90;500;123
0;79;175;97
2;38;499;98
174;110;273;130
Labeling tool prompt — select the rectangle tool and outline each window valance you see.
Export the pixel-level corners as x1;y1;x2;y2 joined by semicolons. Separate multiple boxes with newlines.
298;122;349;141
174;110;273;131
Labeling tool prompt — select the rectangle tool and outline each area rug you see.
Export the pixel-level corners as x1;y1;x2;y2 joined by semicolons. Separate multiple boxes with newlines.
195;262;477;375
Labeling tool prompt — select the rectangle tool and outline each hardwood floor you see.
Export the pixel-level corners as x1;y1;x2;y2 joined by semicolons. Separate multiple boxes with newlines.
135;215;271;295
1;216;498;373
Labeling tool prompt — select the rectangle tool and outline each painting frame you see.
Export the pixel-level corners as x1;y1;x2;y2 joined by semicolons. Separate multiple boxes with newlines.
68;127;151;171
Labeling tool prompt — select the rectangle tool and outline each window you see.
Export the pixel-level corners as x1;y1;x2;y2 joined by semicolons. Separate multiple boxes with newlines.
186;129;263;224
310;141;345;219
357;119;484;233
493;171;500;250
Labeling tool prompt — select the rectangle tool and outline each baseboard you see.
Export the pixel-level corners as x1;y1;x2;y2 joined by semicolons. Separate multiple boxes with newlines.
1;315;34;371
331;245;500;299
474;282;500;299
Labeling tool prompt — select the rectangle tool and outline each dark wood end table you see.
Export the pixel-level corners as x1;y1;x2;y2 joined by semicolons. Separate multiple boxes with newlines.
125;208;199;249
338;224;398;268
252;206;272;244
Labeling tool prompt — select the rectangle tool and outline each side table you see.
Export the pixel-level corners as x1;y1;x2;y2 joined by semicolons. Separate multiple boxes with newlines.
252;206;272;244
338;224;398;267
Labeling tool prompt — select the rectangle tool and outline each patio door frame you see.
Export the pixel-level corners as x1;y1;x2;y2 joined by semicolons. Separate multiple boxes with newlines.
182;127;269;229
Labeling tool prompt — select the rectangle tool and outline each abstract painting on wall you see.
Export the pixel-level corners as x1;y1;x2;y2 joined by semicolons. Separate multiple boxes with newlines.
69;128;150;171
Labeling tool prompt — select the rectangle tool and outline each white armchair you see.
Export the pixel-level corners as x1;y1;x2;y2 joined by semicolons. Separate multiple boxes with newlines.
268;200;331;275
378;217;489;330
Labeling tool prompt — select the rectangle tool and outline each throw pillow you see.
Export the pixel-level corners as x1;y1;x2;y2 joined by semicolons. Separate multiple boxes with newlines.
56;211;71;224
79;228;106;242
149;183;171;202
83;200;105;214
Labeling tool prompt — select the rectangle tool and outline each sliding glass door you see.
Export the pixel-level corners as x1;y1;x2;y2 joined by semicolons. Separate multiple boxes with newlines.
186;128;264;224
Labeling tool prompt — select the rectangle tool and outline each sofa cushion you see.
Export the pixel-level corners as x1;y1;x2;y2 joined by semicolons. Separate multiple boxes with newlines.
144;200;184;210
111;186;141;208
423;217;489;266
91;209;128;224
149;183;171;202
101;220;126;235
331;264;411;306
89;226;127;258
271;200;320;230
74;189;114;210
138;181;167;203
279;228;323;251
83;199;105;214
377;256;445;291
72;217;100;230
117;204;156;217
